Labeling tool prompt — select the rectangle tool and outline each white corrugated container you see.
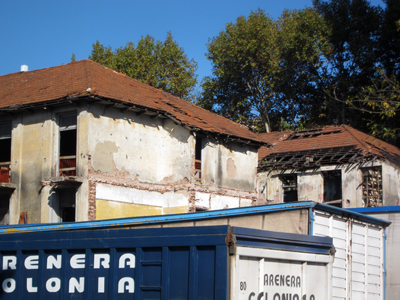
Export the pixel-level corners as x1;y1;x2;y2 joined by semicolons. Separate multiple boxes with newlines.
313;210;385;300
349;206;399;300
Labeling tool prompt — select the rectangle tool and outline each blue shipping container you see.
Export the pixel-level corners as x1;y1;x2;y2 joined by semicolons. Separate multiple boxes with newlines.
0;225;333;300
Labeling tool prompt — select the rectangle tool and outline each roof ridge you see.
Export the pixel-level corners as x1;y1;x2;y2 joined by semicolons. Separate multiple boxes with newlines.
341;124;372;152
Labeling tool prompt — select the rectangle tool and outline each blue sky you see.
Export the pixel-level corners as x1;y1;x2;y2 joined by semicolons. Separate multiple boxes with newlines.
0;0;384;86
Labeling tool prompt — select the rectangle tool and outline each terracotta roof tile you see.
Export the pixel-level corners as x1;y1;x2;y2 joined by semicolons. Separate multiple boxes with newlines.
0;60;265;144
259;125;400;166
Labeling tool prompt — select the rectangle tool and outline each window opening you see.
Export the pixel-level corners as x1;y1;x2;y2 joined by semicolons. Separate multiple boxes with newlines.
59;113;77;176
0;194;10;225
323;170;342;207
281;174;298;202
59;189;76;222
362;167;382;207
0;121;11;183
194;136;202;183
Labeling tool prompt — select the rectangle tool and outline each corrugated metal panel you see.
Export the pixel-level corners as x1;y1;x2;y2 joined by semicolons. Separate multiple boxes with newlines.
314;211;349;300
314;211;385;300
348;207;398;300
366;226;384;299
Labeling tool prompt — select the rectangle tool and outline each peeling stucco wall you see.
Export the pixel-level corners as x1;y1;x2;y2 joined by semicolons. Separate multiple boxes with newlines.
382;162;400;206
298;172;323;202
87;105;192;184
202;138;258;192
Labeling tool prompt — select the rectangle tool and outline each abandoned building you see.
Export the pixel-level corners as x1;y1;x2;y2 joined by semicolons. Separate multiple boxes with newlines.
0;60;267;225
257;125;400;208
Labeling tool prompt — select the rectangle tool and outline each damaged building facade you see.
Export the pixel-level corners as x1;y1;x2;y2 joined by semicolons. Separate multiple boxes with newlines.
257;125;400;208
0;60;265;225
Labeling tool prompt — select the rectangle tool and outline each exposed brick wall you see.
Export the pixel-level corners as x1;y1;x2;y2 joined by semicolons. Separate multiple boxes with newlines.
88;179;96;221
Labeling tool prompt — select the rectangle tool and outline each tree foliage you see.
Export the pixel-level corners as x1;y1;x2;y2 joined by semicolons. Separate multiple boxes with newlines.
198;8;331;132
89;32;198;100
314;0;400;145
312;0;382;126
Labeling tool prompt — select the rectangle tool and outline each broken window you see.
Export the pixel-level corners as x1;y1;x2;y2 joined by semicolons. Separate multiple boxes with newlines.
281;174;298;202
194;136;202;183
59;112;77;176
58;189;76;222
0;194;10;225
0;121;11;183
323;170;342;207
362;167;382;207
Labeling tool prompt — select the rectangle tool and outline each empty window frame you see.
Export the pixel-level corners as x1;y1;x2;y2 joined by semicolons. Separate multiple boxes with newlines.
281;174;298;202
194;136;202;183
0;121;11;183
59;112;77;176
58;189;76;222
0;194;10;225
323;170;342;207
362;167;382;207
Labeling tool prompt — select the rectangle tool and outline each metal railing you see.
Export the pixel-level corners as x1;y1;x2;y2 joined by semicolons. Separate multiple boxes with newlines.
0;162;10;183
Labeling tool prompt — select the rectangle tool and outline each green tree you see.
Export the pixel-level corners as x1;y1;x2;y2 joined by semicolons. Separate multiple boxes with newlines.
315;0;400;146
89;32;198;100
198;8;331;132
313;0;382;127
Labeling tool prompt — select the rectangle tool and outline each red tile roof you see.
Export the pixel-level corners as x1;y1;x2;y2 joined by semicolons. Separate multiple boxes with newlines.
0;60;265;145
258;125;400;166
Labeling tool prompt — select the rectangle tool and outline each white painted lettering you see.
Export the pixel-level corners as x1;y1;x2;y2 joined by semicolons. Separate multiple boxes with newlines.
98;277;105;293
94;254;110;269
46;278;61;293
25;255;39;270
2;278;16;293
47;255;62;269
119;254;135;268
118;277;134;293
70;254;85;269
27;278;38;293
69;277;85;293
2;256;16;270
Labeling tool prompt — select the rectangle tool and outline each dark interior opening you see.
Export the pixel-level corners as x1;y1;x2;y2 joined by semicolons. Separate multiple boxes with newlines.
59;189;76;222
281;174;298;202
60;130;77;157
323;170;342;202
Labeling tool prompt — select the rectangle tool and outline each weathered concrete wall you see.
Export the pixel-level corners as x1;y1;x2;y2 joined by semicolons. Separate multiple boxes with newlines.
298;172;323;202
266;175;282;203
13;111;52;224
85;105;194;219
87;105;192;184
95;183;189;219
343;164;365;207
382;162;400;206
6;106;88;224
194;191;253;210
202;138;258;192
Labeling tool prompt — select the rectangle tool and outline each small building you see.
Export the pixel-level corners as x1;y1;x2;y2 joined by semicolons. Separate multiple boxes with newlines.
0;60;266;225
257;125;400;208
